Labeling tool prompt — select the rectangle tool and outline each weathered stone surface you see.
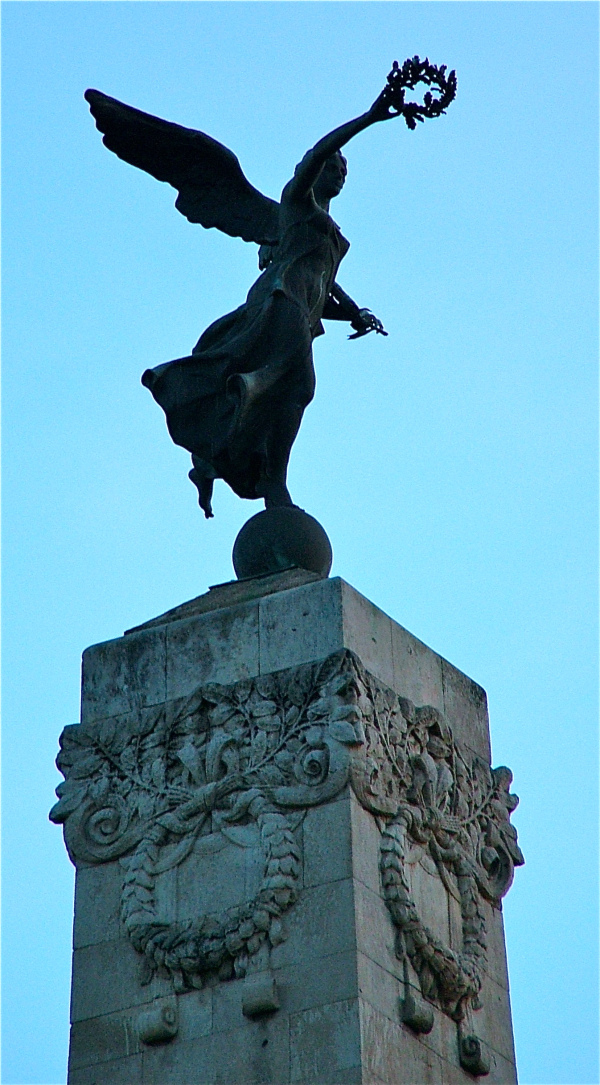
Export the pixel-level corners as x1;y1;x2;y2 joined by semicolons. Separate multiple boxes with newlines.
258;577;343;674
69;1008;141;1069
212;1012;290;1085
56;574;521;1083
391;619;445;710
73;861;123;948
70;940;172;1023
360;999;446;1084
126;568;323;635
68;1052;143;1084
176;988;213;1042
340;581;395;691
441;656;491;761
482;902;512;991
302;795;352;888
289;998;362;1083
270;879;357;971
81;628;166;725
273;951;358;1015
166;602;260;700
141;1036;215;1085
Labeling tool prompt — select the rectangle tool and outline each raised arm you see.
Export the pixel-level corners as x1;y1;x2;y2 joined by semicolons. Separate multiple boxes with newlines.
289;112;374;200
287;76;404;201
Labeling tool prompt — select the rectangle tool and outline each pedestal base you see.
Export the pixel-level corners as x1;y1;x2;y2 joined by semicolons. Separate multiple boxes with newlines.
52;571;521;1084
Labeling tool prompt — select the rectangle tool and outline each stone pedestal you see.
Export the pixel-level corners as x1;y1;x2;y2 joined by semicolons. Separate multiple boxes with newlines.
52;571;523;1084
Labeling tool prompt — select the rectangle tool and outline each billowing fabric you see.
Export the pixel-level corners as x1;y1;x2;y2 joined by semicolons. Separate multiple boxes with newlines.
142;207;349;500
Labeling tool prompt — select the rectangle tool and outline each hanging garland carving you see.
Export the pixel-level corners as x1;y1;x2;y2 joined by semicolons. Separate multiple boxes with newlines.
51;649;522;1024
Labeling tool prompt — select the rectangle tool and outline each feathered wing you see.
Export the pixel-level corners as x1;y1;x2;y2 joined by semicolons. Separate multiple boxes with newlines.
85;89;280;245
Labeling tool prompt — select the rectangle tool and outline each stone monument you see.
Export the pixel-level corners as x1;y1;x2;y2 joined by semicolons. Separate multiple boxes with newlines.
52;571;523;1083
52;60;523;1084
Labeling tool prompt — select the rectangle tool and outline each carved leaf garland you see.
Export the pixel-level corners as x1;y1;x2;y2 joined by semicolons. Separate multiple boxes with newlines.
51;649;522;1017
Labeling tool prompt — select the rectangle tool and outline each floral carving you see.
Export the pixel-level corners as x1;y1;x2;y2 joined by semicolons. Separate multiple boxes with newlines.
346;668;524;1023
51;649;522;1024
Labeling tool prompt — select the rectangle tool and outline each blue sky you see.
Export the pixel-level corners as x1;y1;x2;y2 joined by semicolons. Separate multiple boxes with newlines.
2;3;598;1083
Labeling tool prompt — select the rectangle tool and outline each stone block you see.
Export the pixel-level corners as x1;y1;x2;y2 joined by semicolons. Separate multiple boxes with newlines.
177;987;213;1043
360;999;446;1085
302;795;352;888
419;1006;461;1070
477;974;517;1066
211;1013;290;1085
441;657;491;761
70;939;172;1023
482;901;511;991
340;582;395;691
391;621;444;710
176;835;248;922
485;1049;518;1085
126;568;321;634
406;847;451;946
211;977;246;1035
69;1010;140;1070
259;578;343;674
290;998;361;1083
73;861;122;948
152;865;177;925
141;1035;215;1085
440;1047;517;1085
356;952;401;1026
274;951;358;1016
68;1053;143;1084
245;830;270;897
270;879;356;970
81;628;166;725
353;879;401;983
349;793;382;896
166;602;260;700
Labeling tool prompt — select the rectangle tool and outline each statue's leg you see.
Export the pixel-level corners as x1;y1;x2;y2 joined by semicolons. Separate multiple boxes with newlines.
258;368;312;507
257;301;315;508
227;295;314;507
258;394;311;509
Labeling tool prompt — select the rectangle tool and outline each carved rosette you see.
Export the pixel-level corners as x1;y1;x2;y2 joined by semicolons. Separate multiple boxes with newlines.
51;649;523;1039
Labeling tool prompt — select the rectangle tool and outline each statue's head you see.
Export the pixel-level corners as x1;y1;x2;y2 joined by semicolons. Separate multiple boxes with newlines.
315;151;348;201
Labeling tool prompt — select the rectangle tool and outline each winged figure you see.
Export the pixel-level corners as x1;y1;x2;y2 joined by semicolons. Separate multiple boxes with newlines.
85;75;408;518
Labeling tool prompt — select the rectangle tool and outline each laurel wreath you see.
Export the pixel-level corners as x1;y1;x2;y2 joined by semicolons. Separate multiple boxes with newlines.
384;56;457;130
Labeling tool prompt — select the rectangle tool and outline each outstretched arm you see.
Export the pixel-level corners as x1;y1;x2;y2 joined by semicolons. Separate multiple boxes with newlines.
288;79;403;201
323;283;388;338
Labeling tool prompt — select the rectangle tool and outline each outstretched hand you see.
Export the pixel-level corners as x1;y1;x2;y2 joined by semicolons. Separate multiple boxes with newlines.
368;81;404;123
348;309;388;339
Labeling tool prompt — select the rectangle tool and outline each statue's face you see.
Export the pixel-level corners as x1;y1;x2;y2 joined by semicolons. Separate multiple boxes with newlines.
316;153;348;200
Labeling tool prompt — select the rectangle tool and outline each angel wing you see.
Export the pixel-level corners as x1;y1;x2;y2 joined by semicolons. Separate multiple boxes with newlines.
85;89;280;245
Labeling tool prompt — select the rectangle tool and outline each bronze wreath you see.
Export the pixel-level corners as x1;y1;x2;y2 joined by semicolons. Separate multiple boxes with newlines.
383;56;457;130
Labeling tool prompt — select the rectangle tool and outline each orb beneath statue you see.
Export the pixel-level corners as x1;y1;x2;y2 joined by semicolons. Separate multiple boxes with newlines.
232;507;333;580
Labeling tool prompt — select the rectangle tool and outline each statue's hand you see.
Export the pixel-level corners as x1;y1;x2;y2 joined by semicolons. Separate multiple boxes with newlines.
368;85;403;123
348;309;388;339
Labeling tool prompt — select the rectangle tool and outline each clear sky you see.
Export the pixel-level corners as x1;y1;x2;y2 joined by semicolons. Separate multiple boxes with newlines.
2;3;598;1084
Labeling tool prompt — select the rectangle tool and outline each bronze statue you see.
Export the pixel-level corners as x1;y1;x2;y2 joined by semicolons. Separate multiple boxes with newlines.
86;59;456;520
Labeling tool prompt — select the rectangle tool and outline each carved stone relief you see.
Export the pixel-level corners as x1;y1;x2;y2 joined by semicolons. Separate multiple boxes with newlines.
52;649;523;1074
